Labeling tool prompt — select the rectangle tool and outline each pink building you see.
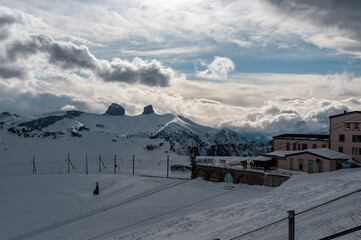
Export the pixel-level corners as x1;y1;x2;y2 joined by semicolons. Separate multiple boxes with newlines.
265;111;361;172
329;111;361;164
273;134;329;151
265;148;350;173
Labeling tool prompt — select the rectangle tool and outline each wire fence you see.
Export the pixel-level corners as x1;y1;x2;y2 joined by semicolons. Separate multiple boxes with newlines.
0;153;175;176
230;189;361;240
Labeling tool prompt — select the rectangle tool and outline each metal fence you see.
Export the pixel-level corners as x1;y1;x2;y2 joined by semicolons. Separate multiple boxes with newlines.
0;153;170;177
230;189;361;240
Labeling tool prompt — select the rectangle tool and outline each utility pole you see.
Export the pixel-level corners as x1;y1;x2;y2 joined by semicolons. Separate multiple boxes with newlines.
167;155;169;178
99;154;101;172
132;155;135;175
113;155;116;174
32;156;37;174
86;154;88;175
288;210;295;240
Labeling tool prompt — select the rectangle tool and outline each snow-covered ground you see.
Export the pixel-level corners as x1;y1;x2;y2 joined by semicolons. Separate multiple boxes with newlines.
1;127;361;240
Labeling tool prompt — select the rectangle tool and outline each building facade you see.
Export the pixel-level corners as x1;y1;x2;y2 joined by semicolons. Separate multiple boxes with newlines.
267;149;350;173
273;134;329;151
329;111;361;164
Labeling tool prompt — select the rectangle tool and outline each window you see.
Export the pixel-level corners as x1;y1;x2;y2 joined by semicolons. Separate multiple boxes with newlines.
352;148;361;155
355;123;360;130
290;158;294;170
223;173;233;183
346;123;351;130
319;160;323;173
286;142;290;150
293;143;300;150
338;146;343;153
312;144;317;149
302;144;308;150
308;160;313;172
322;144;327;148
339;134;345;142
352;147;357;155
299;159;303;171
352;135;361;142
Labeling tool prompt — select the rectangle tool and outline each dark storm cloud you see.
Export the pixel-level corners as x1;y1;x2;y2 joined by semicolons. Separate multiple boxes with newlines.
0;6;176;86
97;58;172;87
0;64;25;79
6;34;97;69
0;14;17;40
0;83;89;117
267;0;361;51
4;34;174;86
0;15;17;26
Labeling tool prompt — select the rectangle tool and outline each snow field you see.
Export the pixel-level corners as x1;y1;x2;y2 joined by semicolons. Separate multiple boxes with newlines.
1;127;361;239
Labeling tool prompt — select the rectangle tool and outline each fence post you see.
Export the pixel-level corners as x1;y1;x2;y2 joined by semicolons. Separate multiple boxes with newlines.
132;155;135;175
167;155;169;178
114;155;117;174
32;156;37;174
67;152;75;173
288;210;295;240
86;154;88;175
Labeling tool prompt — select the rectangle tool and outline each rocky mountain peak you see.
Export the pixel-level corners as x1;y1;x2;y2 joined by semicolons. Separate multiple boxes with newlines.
105;103;125;116
0;112;19;119
142;105;154;115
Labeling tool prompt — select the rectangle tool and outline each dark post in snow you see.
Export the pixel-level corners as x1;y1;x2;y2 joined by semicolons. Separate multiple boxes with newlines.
99;155;101;172
132;155;135;175
288;210;295;240
167;155;169;178
32;156;37;174
98;154;106;172
190;140;197;179
86;154;88;175
114;155;117;174
67;152;75;173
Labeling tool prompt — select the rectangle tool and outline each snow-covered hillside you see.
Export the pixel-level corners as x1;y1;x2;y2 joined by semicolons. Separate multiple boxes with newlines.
1;111;361;240
1;104;250;149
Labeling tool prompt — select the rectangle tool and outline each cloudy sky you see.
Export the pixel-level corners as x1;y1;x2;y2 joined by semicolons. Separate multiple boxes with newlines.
1;0;361;139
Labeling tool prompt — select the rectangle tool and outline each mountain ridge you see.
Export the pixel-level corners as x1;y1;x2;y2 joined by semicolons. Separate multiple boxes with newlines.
1;104;272;155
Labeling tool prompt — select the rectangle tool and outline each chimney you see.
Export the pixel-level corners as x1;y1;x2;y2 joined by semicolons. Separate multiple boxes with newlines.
344;110;347;114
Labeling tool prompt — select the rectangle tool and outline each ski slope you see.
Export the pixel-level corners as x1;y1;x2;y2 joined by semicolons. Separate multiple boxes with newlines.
1;126;361;240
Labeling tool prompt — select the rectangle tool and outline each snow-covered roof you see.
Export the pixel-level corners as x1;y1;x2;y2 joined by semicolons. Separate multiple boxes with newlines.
253;156;272;162
273;134;329;141
265;150;298;158
265;148;352;160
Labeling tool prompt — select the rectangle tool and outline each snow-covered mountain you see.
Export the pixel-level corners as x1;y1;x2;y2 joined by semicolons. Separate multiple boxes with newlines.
1;104;250;149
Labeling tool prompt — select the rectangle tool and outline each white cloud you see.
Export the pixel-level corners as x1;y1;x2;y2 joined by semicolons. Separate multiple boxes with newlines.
348;59;359;65
120;46;215;57
2;0;361;59
196;57;235;81
230;39;252;48
0;11;185;88
1;3;361;140
1;70;361;139
60;105;77;111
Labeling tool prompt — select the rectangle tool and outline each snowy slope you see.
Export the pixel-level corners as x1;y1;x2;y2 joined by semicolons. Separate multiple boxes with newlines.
108;168;361;240
1;118;361;240
5;106;249;147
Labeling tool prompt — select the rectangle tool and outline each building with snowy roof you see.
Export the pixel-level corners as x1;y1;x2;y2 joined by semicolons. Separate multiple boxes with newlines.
273;134;330;151
265;148;352;173
267;111;361;172
329;111;361;164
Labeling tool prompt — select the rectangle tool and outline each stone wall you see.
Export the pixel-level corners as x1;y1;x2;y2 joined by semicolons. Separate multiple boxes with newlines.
192;164;289;187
